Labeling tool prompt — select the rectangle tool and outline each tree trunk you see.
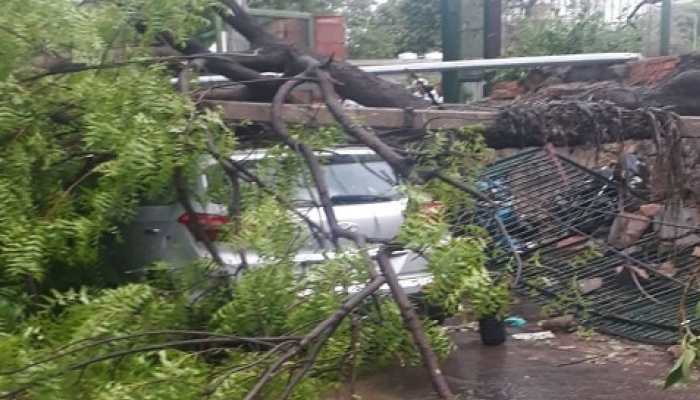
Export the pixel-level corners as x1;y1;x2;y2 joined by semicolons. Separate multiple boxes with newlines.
214;0;431;108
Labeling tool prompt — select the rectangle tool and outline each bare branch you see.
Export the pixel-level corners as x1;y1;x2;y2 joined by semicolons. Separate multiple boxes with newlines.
269;67;342;247
1;336;301;399
626;0;661;27
316;69;413;178
242;275;386;400
0;330;299;377
174;167;225;266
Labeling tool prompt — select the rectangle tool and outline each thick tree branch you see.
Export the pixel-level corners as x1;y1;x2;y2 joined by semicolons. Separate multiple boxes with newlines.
376;250;455;399
316;69;413;177
215;0;431;108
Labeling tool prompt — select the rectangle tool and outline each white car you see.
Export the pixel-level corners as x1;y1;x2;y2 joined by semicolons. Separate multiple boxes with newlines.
122;147;431;293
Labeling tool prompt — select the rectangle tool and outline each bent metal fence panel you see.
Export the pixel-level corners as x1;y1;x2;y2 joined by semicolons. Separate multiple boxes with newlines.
468;149;700;344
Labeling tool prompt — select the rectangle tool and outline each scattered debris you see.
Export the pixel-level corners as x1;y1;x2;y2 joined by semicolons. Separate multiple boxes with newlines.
474;149;700;344
625;56;680;86
674;234;700;248
490;81;524;100
608;212;651;248
578;277;604;295
557;354;606;367
639;204;664;218
539;315;577;333
657;261;678;278
444;322;479;333
556;235;588;249
622;245;642;256
656;205;699;240
513;331;556;341
504;316;527;328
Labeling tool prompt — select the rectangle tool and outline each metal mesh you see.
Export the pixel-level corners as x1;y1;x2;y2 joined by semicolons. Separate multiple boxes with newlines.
468;149;700;344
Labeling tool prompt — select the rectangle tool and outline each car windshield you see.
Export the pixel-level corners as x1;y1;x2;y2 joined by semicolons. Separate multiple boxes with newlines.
294;159;400;204
200;152;401;206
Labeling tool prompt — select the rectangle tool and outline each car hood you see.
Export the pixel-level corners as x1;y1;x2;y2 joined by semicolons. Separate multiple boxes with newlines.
293;198;408;249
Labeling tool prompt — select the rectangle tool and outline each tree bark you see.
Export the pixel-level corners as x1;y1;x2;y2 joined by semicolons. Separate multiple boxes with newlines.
216;0;431;109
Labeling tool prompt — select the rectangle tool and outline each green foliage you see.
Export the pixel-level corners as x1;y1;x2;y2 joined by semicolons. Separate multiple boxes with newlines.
507;12;641;57
247;0;343;12
211;262;297;336
0;1;490;398
0;0;225;291
665;332;698;388
492;8;642;83
358;301;452;368
415;126;493;217
347;0;441;58
0;5;228;396
397;126;508;319
425;235;510;318
665;303;700;388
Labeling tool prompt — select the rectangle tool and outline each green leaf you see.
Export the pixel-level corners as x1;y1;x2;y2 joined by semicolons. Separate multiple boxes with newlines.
665;355;686;389
681;347;696;378
665;344;697;389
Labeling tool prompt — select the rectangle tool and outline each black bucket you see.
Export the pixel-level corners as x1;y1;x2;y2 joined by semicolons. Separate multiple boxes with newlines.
479;316;506;346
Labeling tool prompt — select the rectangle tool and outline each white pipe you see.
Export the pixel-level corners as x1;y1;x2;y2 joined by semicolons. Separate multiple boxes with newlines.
361;53;641;75
174;53;642;84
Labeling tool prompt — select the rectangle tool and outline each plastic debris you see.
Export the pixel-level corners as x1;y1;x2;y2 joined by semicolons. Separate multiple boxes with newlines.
504;316;527;328
512;331;556;341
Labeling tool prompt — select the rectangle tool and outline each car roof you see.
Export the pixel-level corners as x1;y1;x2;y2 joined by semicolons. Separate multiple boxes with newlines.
229;146;378;162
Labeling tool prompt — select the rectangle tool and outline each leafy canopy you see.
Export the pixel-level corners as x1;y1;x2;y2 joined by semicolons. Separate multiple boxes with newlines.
0;1;501;398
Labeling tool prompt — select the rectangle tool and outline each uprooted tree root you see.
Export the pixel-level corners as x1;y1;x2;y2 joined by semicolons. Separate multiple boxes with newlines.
9;1;699;398
490;100;690;203
490;100;681;148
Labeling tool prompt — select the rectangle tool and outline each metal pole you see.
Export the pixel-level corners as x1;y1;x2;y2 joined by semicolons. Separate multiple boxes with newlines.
660;0;672;56
484;0;502;59
441;0;462;103
215;16;224;52
693;14;698;51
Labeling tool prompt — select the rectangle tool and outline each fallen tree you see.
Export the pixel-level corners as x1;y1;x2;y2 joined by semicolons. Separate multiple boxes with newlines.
3;1;698;399
0;2;481;399
158;0;430;109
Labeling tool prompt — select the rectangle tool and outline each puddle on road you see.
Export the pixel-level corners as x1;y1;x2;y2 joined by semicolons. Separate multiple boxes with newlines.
326;328;697;400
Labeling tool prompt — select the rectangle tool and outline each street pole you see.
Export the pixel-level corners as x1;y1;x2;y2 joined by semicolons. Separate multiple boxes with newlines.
660;0;672;56
484;0;502;59
693;14;698;51
441;0;463;103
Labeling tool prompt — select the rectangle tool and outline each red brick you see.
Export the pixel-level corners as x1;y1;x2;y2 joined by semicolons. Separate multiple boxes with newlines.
490;81;524;100
625;56;680;86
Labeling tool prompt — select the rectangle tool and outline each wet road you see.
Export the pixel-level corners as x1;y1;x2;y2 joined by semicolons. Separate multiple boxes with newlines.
330;330;697;400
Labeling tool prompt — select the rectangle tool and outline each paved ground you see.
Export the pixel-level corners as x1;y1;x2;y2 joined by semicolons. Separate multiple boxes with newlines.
329;301;698;400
